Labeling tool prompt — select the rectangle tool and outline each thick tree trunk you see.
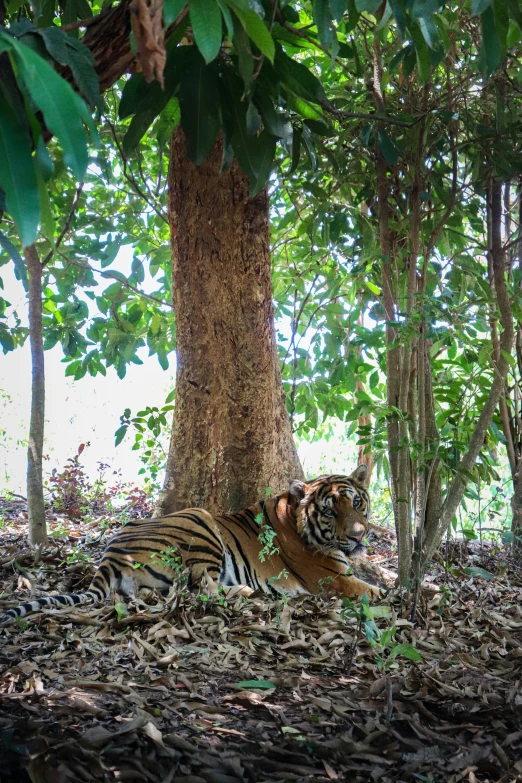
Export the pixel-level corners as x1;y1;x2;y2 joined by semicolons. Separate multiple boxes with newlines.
25;246;47;546
155;132;303;516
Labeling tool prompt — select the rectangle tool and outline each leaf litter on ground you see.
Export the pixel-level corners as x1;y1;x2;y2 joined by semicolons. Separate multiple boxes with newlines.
0;498;521;782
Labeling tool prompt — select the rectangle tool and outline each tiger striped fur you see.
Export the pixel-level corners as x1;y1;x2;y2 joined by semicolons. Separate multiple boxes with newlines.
0;466;379;626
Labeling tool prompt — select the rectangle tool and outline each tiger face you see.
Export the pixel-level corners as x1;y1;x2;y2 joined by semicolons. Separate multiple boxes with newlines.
289;465;370;557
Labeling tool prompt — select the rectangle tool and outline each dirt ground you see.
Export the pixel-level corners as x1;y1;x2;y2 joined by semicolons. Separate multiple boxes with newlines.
0;499;521;783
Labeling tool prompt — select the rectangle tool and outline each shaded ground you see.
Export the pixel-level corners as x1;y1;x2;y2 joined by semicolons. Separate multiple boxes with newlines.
0;499;521;782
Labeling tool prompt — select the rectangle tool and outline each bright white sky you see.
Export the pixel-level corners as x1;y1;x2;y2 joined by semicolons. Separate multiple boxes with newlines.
0;249;355;496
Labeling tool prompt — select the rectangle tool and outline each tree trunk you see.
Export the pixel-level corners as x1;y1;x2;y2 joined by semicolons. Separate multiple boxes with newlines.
511;470;522;557
420;180;514;567
25;245;47;546
155;132;303;516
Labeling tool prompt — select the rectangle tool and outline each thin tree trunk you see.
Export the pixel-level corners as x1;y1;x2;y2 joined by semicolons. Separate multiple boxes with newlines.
25;245;47;546
155;132;303;517
420;180;513;567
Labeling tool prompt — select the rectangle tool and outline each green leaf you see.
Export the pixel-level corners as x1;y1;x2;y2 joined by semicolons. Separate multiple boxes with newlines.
115;425;128;446
355;0;381;11
507;0;522;31
40;28;100;108
123;107;161;155
0;230;27;287
377;130;399;164
472;0;492;14
164;0;186;25
410;22;431;83
179;49;220;164
386;643;422;664
114;602;128;620
275;48;329;105
412;0;441;18
225;0;275;61
247;131;276;195
313;0;335;47
480;6;501;74
329;0;346;22
418;15;439;48
189;0;223;63
462;566;495;580
8;36;93;178
234;680;275;689
0;90;40;247
156;97;181;148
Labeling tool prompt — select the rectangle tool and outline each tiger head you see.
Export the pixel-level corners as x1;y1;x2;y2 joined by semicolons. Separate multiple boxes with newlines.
288;466;370;557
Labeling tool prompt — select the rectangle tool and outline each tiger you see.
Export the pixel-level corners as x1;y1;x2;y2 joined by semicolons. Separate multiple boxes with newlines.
0;466;381;626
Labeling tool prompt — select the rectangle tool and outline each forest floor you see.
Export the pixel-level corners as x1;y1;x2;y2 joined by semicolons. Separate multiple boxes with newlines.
0;497;521;783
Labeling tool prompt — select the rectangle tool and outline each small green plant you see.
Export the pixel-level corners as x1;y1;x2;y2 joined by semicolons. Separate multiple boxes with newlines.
255;509;280;562
63;547;91;566
341;595;422;671
267;569;289;588
49;521;69;539
115;603;128;621
317;575;334;594
150;547;189;590
115;392;175;491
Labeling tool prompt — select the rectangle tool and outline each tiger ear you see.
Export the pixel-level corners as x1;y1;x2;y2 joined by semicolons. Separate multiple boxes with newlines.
288;480;307;505
350;464;369;486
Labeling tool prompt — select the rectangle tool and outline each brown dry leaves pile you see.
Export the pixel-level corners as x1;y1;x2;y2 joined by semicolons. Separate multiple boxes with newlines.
0;501;521;783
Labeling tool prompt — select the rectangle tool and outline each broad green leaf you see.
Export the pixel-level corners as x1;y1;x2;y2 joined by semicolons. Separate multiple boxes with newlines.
386;643;422;663
234;680;275;689
0;91;40;247
329;0;346;23
0;230;28;287
189;0;223;63
377;130;399;164
179;49;220;164
419;15;439;48
8;36;93;178
507;0;522;31
472;0;492;14
412;0;441;18
114;602;128;620
156;97;181;148
123;107;161;155
313;0;335;47
275;49;329;105
115;425;128;446
481;6;501;74
247;131;276;196
225;0;275;61
164;0;186;25
217;0;235;36
462;566;495;580
355;0;381;11
410;22;431;83
40;28;100;107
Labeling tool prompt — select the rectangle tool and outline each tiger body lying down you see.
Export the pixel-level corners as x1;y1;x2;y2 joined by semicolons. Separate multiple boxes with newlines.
1;467;382;626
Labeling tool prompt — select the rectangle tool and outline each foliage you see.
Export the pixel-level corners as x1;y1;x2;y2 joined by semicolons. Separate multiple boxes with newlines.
2;0;522;560
46;443;154;521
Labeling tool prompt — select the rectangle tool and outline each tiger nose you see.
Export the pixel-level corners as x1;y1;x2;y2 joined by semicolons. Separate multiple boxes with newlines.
352;532;365;542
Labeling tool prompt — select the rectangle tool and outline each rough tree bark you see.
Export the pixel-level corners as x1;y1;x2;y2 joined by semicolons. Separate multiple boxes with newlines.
155;132;304;516
25;245;47;546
